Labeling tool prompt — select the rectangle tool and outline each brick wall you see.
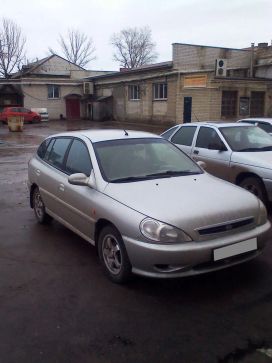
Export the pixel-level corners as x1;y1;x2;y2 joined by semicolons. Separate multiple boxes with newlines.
22;83;84;119
173;43;251;71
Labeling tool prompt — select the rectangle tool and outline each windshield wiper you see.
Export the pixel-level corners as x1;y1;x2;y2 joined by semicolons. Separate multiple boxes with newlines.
144;170;200;178
110;176;149;183
256;146;272;151
110;170;200;183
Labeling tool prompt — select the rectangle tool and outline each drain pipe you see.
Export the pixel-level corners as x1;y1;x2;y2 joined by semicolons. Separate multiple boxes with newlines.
250;42;255;78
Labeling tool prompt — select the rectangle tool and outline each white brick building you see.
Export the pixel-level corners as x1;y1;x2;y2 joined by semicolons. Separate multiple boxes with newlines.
0;54;110;120
86;42;272;125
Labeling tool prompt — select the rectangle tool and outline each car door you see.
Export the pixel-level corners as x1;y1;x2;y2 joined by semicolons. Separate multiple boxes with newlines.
37;137;73;216
191;126;232;181
169;125;197;156
57;138;96;240
21;107;31;121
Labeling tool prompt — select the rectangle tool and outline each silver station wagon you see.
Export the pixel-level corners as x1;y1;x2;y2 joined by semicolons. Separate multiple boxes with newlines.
28;129;270;283
162;122;272;204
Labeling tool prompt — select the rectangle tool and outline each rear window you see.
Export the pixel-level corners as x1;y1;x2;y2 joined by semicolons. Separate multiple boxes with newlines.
257;122;272;133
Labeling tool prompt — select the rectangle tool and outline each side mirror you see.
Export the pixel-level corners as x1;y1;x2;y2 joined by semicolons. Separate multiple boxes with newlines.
68;173;89;186
68;170;96;189
197;161;207;170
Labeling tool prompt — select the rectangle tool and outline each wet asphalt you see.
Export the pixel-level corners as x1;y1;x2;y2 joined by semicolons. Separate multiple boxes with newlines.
0;120;272;363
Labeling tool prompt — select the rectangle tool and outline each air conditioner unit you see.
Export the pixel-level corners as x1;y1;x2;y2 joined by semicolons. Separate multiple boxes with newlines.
215;59;227;77
83;82;93;95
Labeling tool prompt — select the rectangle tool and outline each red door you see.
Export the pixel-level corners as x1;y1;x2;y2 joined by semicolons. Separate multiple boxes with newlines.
66;98;80;119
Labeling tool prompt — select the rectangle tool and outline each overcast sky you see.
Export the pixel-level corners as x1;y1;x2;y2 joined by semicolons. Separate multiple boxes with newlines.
1;0;271;71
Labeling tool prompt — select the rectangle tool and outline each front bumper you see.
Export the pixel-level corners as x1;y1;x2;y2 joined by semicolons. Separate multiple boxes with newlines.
123;220;271;278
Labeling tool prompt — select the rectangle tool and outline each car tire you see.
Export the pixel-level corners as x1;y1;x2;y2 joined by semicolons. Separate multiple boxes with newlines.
33;116;40;123
98;225;132;284
239;176;267;203
33;187;52;224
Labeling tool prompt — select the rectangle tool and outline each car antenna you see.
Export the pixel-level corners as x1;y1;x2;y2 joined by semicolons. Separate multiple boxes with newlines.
193;110;200;122
124;129;129;136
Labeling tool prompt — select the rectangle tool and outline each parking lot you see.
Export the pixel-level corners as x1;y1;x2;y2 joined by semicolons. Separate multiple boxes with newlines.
1;120;272;363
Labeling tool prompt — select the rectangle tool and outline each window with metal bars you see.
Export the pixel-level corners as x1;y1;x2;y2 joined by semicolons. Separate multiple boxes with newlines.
128;85;140;100
153;83;167;100
221;91;237;117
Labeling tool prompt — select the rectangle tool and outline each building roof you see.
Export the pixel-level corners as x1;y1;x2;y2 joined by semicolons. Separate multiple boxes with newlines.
86;61;173;81
11;54;87;79
172;42;251;52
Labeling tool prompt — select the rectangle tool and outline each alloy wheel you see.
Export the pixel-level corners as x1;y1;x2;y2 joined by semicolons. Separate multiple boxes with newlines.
101;234;122;275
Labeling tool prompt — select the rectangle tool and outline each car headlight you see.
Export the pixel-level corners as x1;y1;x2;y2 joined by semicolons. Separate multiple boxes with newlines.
257;200;267;226
140;217;192;243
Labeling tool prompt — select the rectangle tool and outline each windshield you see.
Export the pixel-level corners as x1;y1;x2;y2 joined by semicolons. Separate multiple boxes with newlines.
220;126;272;152
94;138;202;182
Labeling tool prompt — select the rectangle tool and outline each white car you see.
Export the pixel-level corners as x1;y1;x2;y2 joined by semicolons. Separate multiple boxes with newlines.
238;118;272;135
161;122;272;203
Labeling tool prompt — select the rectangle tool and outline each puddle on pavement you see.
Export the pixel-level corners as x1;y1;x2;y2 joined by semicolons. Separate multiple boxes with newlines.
0;153;32;185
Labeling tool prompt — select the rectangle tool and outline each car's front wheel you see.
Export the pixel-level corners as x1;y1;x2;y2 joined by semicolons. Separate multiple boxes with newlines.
239;176;267;203
33;187;52;224
98;225;132;283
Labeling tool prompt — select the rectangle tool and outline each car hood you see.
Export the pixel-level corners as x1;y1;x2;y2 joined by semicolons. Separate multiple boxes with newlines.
231;151;272;170
103;173;260;237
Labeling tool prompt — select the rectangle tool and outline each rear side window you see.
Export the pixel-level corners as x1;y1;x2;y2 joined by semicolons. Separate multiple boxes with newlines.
37;139;51;159
47;138;72;170
161;126;179;140
65;139;92;176
44;139;54;160
171;126;197;146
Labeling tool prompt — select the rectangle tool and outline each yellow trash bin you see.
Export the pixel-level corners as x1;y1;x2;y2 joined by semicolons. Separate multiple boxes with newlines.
8;116;24;132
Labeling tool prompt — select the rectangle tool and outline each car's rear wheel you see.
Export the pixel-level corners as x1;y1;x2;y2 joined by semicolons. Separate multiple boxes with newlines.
98;225;132;283
239;176;267;203
33;187;52;224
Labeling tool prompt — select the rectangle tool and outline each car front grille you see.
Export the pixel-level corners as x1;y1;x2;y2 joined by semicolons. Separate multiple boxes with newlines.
197;217;255;236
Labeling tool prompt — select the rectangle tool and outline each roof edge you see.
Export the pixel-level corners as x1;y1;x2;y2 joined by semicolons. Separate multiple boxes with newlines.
172;42;251;52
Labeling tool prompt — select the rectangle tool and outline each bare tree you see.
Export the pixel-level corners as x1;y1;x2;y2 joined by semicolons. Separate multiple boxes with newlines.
50;29;95;68
0;18;26;78
111;26;158;69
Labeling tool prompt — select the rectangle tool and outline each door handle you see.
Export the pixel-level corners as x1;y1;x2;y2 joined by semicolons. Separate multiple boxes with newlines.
59;183;65;192
193;150;199;155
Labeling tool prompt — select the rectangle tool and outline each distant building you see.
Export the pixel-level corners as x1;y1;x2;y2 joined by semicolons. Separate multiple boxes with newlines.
85;42;272;124
0;54;112;119
1;43;272;124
